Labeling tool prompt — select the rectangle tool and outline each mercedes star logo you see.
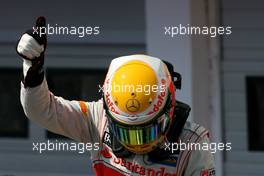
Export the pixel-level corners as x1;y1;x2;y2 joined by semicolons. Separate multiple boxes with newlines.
126;99;141;112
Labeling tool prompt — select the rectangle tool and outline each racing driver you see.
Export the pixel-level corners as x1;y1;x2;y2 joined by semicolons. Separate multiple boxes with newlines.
16;17;215;176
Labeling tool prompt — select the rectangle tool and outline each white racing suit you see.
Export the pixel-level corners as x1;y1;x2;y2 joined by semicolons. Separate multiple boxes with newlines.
20;78;215;176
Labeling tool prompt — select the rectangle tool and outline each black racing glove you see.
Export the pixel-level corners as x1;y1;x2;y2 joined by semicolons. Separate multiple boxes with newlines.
16;16;47;87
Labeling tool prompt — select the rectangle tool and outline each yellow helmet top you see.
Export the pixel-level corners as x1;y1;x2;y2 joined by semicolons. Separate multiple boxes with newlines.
110;60;157;114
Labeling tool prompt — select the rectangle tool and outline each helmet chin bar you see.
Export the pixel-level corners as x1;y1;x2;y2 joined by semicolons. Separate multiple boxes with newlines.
122;135;167;155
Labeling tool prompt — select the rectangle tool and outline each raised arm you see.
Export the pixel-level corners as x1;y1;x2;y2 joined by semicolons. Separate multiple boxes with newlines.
17;17;101;143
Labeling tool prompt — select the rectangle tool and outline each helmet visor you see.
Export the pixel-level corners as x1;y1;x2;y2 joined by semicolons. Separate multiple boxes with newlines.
108;114;170;146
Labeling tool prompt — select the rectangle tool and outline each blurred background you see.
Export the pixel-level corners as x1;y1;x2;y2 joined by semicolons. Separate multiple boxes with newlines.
0;0;263;175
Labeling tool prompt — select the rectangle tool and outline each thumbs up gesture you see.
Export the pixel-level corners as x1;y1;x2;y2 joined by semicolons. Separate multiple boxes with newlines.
17;16;47;60
16;16;47;87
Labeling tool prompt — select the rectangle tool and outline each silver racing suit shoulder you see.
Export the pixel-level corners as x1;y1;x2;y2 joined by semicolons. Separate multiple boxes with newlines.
179;121;209;144
175;121;215;176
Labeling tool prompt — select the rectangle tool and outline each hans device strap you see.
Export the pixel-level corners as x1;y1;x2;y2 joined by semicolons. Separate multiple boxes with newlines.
162;60;182;90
